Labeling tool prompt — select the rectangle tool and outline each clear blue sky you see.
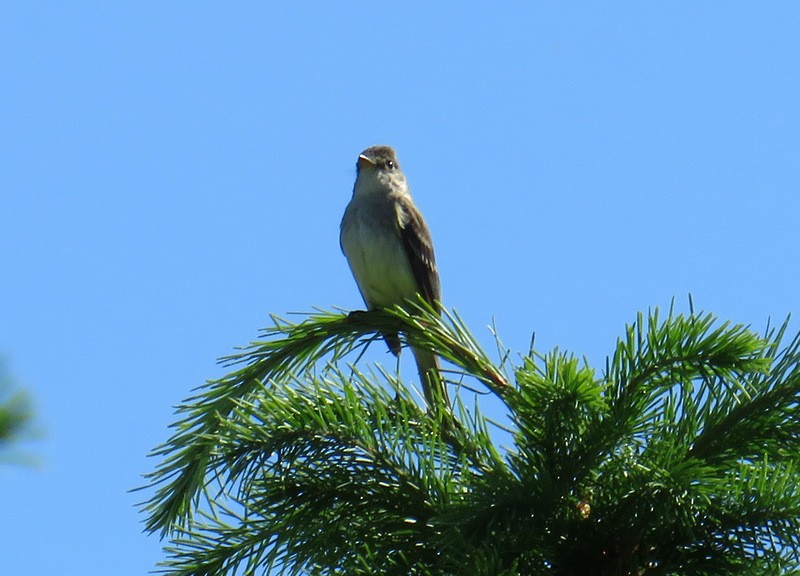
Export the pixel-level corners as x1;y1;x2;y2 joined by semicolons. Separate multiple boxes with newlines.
2;3;799;574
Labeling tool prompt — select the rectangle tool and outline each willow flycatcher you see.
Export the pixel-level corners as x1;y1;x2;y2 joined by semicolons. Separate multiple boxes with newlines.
340;145;447;409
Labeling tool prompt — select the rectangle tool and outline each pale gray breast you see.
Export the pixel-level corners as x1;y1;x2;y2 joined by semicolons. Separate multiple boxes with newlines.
340;197;418;309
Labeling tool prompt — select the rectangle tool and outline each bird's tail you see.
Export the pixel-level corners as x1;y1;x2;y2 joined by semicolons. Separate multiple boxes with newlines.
411;346;449;411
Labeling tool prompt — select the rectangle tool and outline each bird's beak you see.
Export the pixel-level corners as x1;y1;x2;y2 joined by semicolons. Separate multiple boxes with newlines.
357;154;375;170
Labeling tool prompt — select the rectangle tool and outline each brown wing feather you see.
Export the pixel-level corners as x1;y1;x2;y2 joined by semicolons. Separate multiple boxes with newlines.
397;196;441;310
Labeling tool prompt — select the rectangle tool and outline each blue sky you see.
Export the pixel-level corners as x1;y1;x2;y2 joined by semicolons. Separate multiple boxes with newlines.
2;3;799;574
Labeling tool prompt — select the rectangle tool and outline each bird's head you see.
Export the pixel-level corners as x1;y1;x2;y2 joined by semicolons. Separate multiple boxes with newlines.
357;145;400;172
353;145;408;197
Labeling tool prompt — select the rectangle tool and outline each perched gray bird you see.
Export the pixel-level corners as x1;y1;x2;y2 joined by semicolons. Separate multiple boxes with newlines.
340;145;447;409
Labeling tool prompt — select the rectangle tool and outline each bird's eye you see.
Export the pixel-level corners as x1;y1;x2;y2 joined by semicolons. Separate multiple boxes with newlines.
386;160;395;169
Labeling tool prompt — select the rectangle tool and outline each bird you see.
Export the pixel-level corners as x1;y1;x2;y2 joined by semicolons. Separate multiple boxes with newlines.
339;145;448;410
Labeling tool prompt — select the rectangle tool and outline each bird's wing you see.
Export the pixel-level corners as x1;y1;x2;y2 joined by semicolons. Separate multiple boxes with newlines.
396;196;441;309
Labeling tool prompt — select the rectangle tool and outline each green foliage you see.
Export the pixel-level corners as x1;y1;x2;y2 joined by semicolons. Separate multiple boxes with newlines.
141;304;800;575
0;390;31;445
0;362;35;463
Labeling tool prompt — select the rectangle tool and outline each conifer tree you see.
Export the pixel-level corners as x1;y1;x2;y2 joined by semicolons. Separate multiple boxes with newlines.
0;363;34;463
142;302;800;575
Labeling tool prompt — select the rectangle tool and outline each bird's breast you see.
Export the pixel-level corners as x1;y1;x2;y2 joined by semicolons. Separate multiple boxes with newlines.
340;202;418;309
